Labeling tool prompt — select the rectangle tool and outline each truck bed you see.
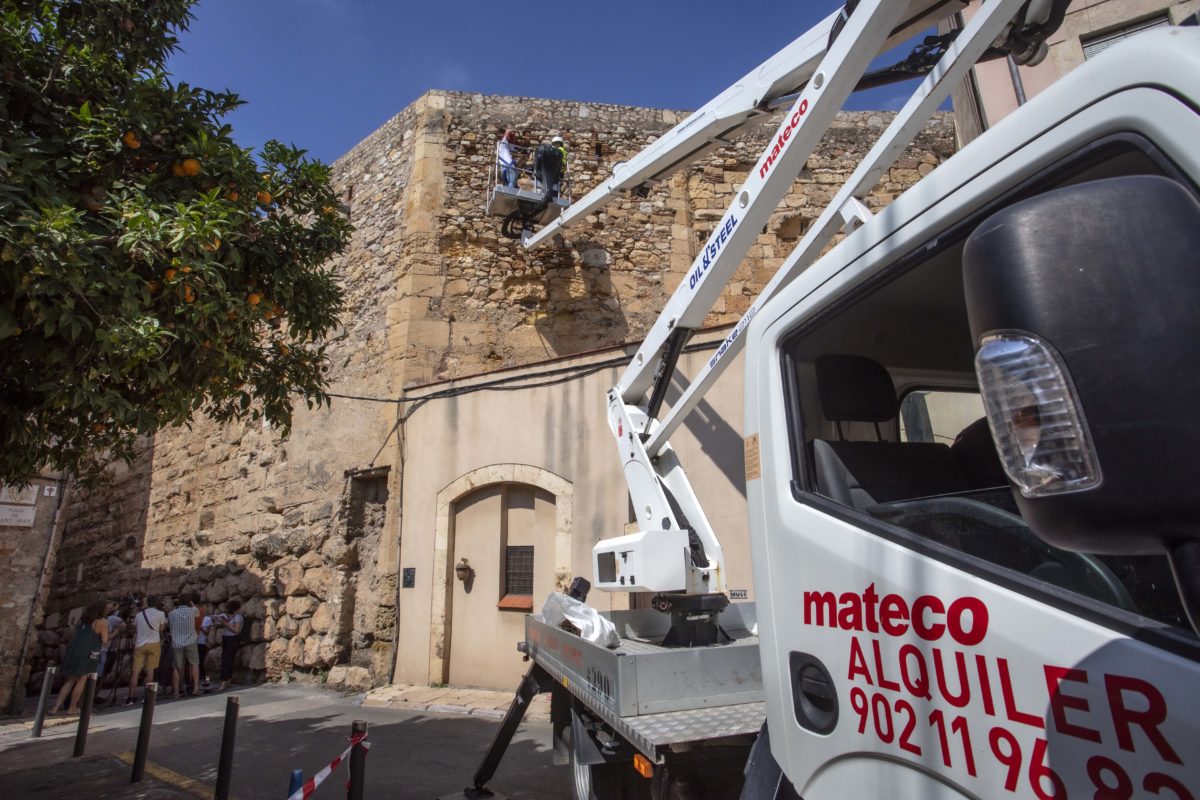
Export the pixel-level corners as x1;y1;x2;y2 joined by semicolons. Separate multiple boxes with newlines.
524;604;765;760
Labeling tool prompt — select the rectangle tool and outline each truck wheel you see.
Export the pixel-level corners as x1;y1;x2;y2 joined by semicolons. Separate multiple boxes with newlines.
568;728;626;800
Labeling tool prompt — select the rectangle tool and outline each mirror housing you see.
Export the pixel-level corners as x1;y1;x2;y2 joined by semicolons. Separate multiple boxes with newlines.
963;175;1200;629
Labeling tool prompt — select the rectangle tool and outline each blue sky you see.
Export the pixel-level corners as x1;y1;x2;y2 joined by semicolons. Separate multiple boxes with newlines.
167;0;930;165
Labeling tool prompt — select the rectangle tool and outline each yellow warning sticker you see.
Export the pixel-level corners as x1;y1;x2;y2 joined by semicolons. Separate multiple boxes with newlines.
744;433;761;482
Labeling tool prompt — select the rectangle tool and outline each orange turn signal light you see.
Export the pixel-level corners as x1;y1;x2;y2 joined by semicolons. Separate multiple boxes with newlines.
632;754;654;779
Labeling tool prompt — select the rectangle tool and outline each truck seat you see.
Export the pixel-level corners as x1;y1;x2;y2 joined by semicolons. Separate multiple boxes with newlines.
810;355;970;510
950;417;1009;488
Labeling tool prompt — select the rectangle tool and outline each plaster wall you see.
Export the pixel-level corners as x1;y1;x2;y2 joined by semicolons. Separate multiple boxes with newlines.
394;334;749;688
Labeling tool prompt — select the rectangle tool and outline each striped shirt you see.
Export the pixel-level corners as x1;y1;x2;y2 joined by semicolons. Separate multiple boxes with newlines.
167;605;198;647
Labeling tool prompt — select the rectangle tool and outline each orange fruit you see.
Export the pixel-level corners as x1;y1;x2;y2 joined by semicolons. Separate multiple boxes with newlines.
247;292;262;306
164;267;177;281
256;190;272;205
203;237;221;252
122;131;141;149
225;191;239;202
180;266;191;274
322;205;334;215
271;303;283;317
181;158;202;177
171;162;185;177
147;280;161;294
182;285;196;303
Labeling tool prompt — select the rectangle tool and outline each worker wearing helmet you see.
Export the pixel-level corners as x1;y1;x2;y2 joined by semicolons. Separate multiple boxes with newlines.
552;136;569;199
534;135;568;202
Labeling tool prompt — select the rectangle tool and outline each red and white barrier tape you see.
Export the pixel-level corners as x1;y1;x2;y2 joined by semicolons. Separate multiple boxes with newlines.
285;733;370;800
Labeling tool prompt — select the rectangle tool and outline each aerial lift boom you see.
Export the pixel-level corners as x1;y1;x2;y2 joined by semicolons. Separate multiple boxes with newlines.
548;1;1062;629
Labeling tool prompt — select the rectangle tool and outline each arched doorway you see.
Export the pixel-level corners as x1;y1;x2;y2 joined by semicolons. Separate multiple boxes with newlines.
430;465;572;689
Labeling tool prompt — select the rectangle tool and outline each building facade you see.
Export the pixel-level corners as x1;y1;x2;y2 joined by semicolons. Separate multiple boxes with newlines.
948;0;1200;144
18;92;955;695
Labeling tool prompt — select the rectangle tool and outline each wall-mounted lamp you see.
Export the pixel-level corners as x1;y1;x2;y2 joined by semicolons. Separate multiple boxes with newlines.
455;558;473;583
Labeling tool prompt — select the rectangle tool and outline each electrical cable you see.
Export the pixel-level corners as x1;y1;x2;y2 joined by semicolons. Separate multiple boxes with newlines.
340;334;725;466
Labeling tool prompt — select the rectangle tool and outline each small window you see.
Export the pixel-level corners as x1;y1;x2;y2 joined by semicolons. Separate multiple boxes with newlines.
1081;14;1170;60
499;545;534;611
899;390;984;444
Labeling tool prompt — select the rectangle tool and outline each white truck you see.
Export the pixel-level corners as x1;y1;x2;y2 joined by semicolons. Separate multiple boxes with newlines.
469;2;1200;798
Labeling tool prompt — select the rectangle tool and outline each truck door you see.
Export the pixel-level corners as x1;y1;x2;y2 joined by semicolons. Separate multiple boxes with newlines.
744;33;1200;799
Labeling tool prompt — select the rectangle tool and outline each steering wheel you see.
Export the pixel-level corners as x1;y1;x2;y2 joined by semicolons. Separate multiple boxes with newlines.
872;495;1136;612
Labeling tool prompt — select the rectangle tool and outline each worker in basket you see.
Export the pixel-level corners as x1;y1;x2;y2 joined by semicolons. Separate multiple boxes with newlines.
534;135;568;201
496;129;519;189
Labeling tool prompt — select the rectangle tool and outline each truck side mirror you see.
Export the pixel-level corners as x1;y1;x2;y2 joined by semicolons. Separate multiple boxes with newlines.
962;175;1200;632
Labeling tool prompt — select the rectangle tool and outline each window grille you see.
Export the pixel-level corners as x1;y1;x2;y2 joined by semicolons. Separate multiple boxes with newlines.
505;546;534;596
1082;14;1170;60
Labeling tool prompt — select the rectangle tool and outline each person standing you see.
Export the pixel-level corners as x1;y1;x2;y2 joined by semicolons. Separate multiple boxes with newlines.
95;600;121;679
167;593;200;699
125;594;166;706
496;129;519;188
534;138;564;201
50;599;108;714
215;599;244;691
197;604;213;692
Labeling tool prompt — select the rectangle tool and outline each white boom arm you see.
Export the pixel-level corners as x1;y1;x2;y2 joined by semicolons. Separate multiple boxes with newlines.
523;1;965;251
582;0;1045;596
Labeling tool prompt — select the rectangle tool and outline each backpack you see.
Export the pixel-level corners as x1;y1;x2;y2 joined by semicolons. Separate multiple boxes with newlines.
235;613;252;644
534;142;562;172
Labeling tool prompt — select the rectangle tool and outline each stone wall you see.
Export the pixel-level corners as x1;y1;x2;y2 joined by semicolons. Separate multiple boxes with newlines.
31;91;955;693
0;477;63;713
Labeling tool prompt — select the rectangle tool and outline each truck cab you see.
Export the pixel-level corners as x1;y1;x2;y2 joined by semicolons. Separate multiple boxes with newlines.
745;27;1200;798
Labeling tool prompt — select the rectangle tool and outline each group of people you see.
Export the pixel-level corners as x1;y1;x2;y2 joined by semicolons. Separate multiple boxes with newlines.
496;129;569;200
49;594;246;714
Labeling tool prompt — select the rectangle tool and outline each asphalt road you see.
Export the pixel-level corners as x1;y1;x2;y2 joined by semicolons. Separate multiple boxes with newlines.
0;683;571;799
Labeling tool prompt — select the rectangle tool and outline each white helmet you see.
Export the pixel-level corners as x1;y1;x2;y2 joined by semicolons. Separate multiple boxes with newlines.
551;136;565;145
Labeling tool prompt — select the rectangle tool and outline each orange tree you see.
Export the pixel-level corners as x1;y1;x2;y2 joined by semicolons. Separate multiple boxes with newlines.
0;1;351;484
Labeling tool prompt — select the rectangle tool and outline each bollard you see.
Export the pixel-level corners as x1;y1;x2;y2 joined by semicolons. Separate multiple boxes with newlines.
288;769;304;797
214;695;239;800
347;719;367;800
72;673;97;757
30;666;57;738
130;682;158;783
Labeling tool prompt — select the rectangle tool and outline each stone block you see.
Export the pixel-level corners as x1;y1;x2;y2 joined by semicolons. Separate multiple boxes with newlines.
247;642;267;671
250;532;286;561
326;665;372;693
286;636;305;666
286;595;320;618
274;557;305;597
276;615;300;637
321;536;357;568
303;566;333;599
301;637;321;668
299;551;323;569
311;603;333;634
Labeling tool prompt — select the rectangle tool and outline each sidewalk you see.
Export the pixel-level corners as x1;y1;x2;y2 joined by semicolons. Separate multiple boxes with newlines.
0;683;568;800
362;683;550;721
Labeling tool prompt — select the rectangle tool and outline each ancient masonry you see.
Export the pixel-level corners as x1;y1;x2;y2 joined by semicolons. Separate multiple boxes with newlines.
16;91;955;698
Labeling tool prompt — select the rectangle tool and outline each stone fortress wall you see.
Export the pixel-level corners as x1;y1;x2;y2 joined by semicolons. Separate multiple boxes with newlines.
26;91;955;692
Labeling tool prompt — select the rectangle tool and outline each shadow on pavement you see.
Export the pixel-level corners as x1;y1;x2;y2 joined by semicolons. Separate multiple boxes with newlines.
0;703;569;800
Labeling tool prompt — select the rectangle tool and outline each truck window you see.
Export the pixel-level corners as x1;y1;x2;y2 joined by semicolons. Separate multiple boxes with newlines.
898;390;983;445
780;139;1195;640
